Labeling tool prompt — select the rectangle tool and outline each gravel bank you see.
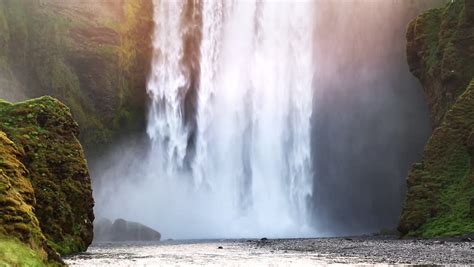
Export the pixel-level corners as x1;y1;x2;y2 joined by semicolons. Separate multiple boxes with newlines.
251;236;474;265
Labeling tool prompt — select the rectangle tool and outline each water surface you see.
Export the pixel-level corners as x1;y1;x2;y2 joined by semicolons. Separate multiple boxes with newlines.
65;238;474;266
65;240;357;266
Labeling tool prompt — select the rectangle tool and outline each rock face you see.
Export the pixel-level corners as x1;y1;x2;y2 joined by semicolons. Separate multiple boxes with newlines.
94;218;161;242
406;0;474;128
0;0;153;155
0;131;61;265
399;0;474;237
0;96;94;264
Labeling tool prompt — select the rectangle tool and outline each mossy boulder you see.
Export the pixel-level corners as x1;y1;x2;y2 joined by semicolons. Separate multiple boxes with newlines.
0;96;94;258
399;0;474;237
94;218;161;242
0;130;62;265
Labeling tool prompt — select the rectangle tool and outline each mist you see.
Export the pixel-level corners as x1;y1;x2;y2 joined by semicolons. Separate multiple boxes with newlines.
310;0;445;235
92;0;444;239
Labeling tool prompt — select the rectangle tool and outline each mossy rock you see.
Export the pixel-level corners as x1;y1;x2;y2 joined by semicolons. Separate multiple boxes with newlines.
399;80;474;237
0;96;94;256
0;238;49;267
0;130;63;265
406;0;474;129
400;0;474;238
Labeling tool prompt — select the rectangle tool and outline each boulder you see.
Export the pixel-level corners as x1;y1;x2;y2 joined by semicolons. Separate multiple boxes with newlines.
0;96;94;264
94;218;161;242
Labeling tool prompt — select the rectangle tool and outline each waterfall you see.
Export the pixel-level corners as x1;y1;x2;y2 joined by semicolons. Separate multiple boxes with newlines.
145;0;315;238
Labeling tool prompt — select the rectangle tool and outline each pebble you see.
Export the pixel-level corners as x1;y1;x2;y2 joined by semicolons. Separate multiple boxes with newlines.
252;237;474;265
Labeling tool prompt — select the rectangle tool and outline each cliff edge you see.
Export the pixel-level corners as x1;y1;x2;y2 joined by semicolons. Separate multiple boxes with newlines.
399;0;474;237
0;96;94;265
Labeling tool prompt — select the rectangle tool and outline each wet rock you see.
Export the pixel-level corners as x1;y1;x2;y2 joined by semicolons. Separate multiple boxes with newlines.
94;218;161;242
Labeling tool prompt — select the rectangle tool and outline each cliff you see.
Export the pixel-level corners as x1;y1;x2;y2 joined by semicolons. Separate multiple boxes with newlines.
399;0;474;237
0;0;153;155
0;96;94;265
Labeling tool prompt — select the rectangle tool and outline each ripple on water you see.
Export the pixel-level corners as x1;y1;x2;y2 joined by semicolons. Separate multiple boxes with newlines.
64;239;474;266
64;241;337;266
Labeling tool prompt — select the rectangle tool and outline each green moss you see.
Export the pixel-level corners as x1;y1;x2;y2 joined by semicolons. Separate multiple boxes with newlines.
112;0;152;138
420;174;474;236
47;233;85;256
0;130;62;264
399;80;474;237
0;238;45;267
0;96;94;256
407;0;474;127
0;0;152;155
401;0;474;237
419;8;443;75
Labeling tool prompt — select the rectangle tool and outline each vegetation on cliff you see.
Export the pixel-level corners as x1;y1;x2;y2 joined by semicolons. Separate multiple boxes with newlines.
0;1;152;263
406;0;474;128
0;238;47;266
399;0;474;237
0;131;59;265
0;0;153;155
0;96;94;264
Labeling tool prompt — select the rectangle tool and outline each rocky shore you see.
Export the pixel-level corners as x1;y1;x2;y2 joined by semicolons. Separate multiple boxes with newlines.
253;236;474;265
65;237;474;266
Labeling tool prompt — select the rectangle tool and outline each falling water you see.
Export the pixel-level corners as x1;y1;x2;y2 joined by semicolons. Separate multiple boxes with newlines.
144;0;315;238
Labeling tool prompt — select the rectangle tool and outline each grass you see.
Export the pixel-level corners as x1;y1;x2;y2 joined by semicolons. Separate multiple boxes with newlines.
0;238;45;267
